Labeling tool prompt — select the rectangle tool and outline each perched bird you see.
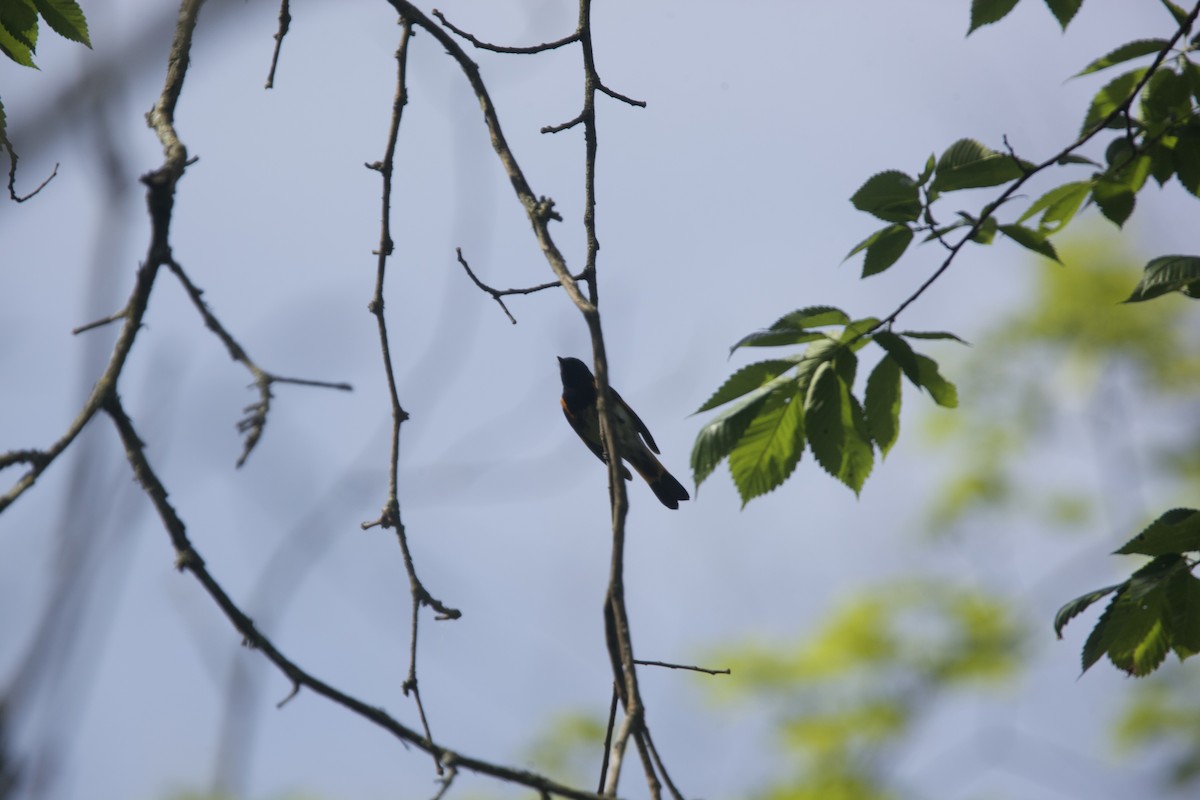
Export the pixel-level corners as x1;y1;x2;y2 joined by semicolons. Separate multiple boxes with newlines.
557;356;690;509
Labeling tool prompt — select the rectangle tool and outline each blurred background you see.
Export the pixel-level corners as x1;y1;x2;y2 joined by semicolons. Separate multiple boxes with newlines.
2;1;1200;798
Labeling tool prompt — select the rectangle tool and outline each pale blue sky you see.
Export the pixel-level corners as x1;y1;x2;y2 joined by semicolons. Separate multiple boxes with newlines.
1;1;1196;798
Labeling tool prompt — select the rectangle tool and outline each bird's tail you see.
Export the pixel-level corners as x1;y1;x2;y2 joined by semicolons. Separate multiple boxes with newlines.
626;449;690;510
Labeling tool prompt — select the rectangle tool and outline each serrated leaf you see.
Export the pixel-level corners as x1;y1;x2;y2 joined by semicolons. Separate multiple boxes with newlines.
864;356;901;457
1056;153;1101;166
728;387;806;506
1054;583;1123;639
729;306;852;352
872;331;921;385
0;0;38;50
695;359;802;413
692;389;776;488
1116;508;1200;555
1082;68;1148;134
969;0;1021;33
914;353;958;408
32;0;89;47
1092;179;1136;227
968;214;999;244
999;223;1061;262
1166;570;1200;659
1123;255;1200;302
839;391;874;495
804;362;844;479
0;8;36;66
1142;67;1191;122
1017;180;1092;232
1103;556;1189;676
1074;39;1169;77
860;224;913;277
931;138;1027;192
1175;134;1200;195
851;170;922;223
1044;0;1082;29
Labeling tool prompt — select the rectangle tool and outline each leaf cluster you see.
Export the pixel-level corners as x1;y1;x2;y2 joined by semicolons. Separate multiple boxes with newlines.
1056;509;1200;676
691;307;961;504
0;0;90;166
850;1;1200;304
0;0;90;68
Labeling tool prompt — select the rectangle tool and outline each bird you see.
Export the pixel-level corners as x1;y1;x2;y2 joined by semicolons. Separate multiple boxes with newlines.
557;356;690;509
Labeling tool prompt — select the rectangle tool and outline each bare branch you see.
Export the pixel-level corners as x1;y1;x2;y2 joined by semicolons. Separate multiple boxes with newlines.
453;247;587;323
634;659;731;676
264;0;291;89
103;393;600;799
432;9;579;54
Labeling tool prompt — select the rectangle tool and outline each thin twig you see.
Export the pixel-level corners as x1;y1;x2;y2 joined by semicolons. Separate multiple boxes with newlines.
634;659;731;676
597;684;618;794
72;308;129;335
6;150;59;202
362;16;460;775
264;0;291;89
432;9;579;54
453;247;586;323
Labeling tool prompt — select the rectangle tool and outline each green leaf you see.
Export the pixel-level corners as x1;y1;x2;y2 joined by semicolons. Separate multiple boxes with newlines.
1103;556;1189;676
1092;179;1136;227
1174;133;1200;195
695;358;802;413
804;362;844;480
859;223;914;277
729;306;850;352
839;391;874;495
914;353;958;408
896;330;970;344
850;170;921;223
931;138;1028;192
728;387;806;505
692;388;775;488
0;0;36;67
969;0;1021;33
1142;67;1191;121
864;356;901;457
1054;583;1123;639
1159;0;1190;26
1081;68;1148;134
1043;0;1082;29
1017;181;1092;232
872;331;921;384
0;0;38;50
839;317;881;350
31;0;89;46
999;223;1061;262
1074;39;1169;77
1116;508;1200;555
916;153;936;186
967;214;999;245
1166;571;1200;660
1123;255;1200;302
833;348;857;389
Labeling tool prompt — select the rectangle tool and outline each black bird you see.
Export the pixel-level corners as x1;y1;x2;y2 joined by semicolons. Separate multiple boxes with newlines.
557;356;690;509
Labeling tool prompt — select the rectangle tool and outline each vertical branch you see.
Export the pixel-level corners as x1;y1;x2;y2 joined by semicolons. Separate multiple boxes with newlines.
361;15;461;775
